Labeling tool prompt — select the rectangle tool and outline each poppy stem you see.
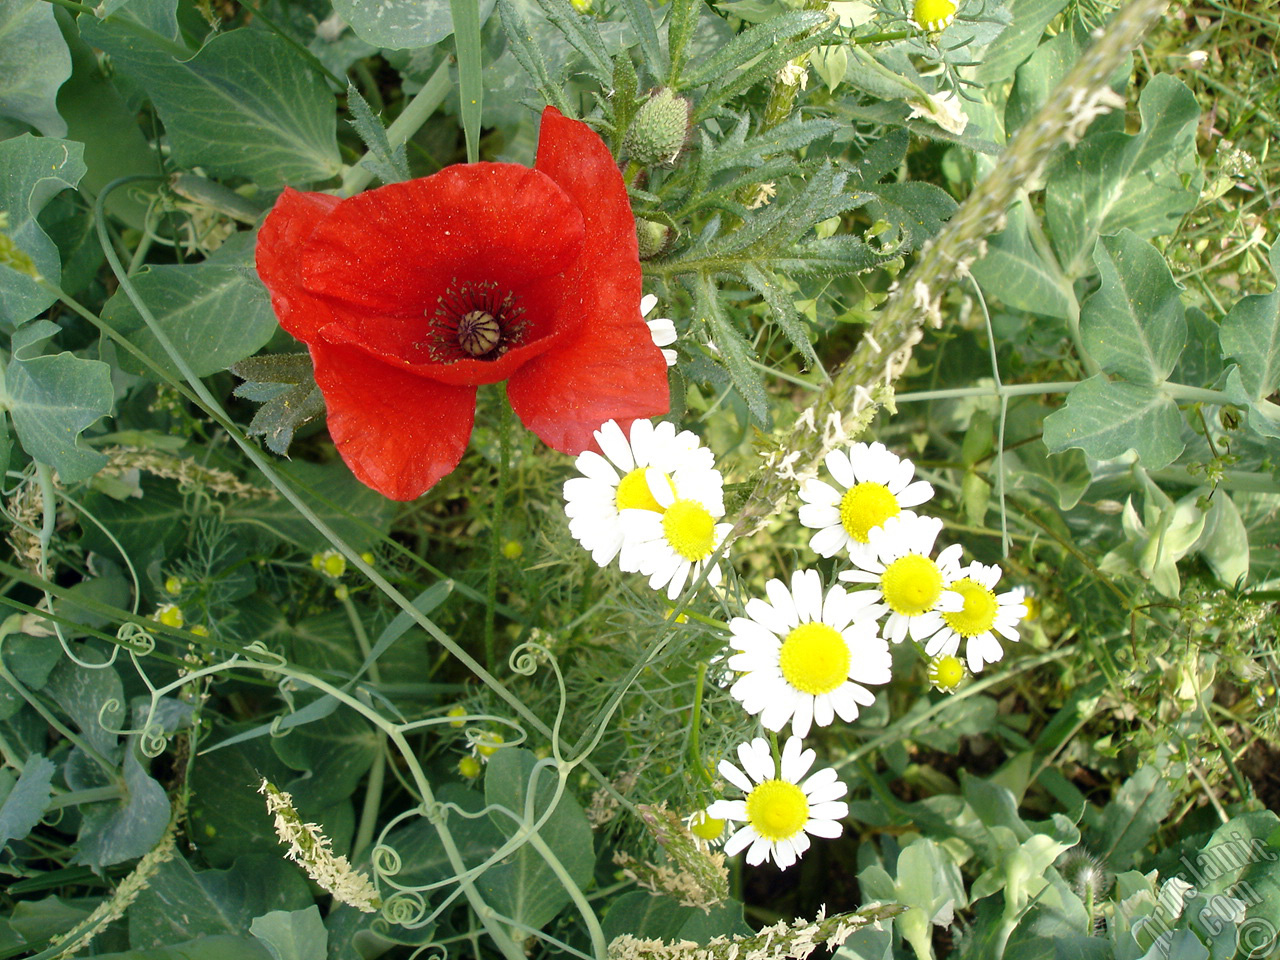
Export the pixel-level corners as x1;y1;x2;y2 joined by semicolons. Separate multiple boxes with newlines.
484;388;513;670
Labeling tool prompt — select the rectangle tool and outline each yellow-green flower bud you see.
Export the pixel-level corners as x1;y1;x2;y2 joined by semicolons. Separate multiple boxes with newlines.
623;89;690;167
164;575;183;595
459;756;482;778
501;539;523;559
636;219;671;260
154;604;184;629
912;0;957;31
312;549;346;578
448;705;468;728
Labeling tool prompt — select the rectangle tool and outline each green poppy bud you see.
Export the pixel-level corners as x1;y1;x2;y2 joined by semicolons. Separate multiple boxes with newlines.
623;89;690;167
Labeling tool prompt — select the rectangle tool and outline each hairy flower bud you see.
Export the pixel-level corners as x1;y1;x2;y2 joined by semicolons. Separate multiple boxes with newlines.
636;219;671;260
623;89;690;167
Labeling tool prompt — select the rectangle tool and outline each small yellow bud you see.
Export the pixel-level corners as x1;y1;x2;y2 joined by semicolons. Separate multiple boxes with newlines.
313;549;346;578
912;0;957;30
663;607;689;624
476;733;504;758
154;604;184;629
448;705;468;728
688;810;725;841
360;551;375;565
164;575;183;595
190;624;209;637
459;756;482;778
500;539;523;560
927;653;966;693
1021;594;1040;622
334;584;349;601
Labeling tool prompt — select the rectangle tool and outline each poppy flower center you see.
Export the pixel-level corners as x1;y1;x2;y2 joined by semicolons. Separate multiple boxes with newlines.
427;280;526;363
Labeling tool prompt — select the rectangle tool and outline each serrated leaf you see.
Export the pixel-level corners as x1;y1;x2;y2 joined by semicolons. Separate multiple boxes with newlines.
0;0;71;137
738;262;817;367
0;754;55;845
101;261;278;380
1046;74;1202;278
1042;376;1184;469
344;85;409;185
970;199;1076;321
5;319;113;483
497;0;572;115
1080;230;1186;385
1218;243;1280;399
842;45;929;103
684;10;825;89
533;0;613;85
696;274;768;424
616;0;665;76
863;181;957;254
0;135;86;324
333;0;494;49
248;383;326;456
79;23;340;188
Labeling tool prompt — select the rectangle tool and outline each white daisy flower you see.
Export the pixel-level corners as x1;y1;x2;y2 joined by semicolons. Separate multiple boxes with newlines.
706;736;848;870
563;418;720;572
621;469;731;600
924;562;1026;672
727;569;890;738
641;294;678;366
837;513;964;646
798;442;934;564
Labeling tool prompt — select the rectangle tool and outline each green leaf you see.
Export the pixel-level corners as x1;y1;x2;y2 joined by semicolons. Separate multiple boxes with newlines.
334;0;495;49
74;748;171;869
970;200;1076;321
0;0;71;137
863;181;958;255
1080;230;1187;385
0;754;55;846
683;10;824;89
1046;74;1202;278
128;854;313;949
81;25;340;188
92;936;275;960
1218;243;1280;399
0;135;86;324
973;0;1070;86
4;320;114;483
43;645;125;757
272;709;378;809
344;84;409;185
481;748;594;934
1098;766;1175;871
1172;306;1225;389
696;274;768;425
249;907;328;960
1042;376;1185;469
102;262;278;380
1194;491;1249;588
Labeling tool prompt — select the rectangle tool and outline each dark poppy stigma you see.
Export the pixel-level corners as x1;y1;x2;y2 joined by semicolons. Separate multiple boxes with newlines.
427;280;526;362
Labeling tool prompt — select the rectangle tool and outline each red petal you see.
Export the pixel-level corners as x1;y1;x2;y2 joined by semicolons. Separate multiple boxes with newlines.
508;108;668;452
309;340;477;500
255;188;342;343
288;165;584;363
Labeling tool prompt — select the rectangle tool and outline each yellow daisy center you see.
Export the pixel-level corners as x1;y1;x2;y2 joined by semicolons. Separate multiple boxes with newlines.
927;654;965;692
745;779;809;842
689;811;725;841
913;0;957;30
779;622;850;695
943;577;998;637
1022;594;1040;622
838;482;900;543
661;499;716;561
616;468;673;512
880;554;943;616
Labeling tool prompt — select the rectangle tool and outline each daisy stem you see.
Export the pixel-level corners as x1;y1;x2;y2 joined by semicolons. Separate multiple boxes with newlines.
687;662;714;786
768;730;781;769
484;389;513;671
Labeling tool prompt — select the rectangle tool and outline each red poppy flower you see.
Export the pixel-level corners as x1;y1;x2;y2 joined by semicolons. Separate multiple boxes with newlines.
254;107;669;501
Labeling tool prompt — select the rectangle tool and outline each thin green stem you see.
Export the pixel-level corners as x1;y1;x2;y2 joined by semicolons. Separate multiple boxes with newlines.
687;661;713;786
45;786;126;811
40;0;94;14
485;390;512;671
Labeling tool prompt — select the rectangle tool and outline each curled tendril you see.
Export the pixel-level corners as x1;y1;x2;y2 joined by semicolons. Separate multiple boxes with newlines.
371;843;403;878
507;641;553;677
408;944;449;960
117;622;156;655
95;698;127;735
242;641;286;665
140;721;169;758
381;890;428;928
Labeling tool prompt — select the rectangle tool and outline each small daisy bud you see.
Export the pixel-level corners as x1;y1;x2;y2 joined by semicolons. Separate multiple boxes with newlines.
475;732;504;758
154;604;184;629
927;653;966;692
360;551;375;565
636;218;671;260
688;810;724;841
334;584;349;601
912;0;957;30
623;88;690;167
448;705;468;727
190;624;210;637
313;549;346;579
459;756;482;778
164;575;183;595
501;539;523;559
